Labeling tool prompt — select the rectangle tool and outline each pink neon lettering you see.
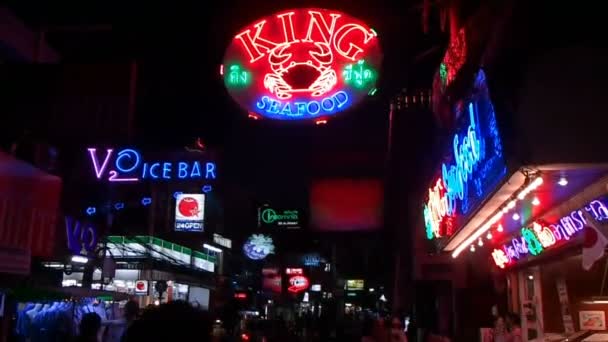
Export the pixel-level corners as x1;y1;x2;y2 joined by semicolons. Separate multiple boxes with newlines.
236;20;281;63
87;148;114;179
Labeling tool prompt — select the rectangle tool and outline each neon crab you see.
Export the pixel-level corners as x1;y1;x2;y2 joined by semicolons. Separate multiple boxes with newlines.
264;41;337;100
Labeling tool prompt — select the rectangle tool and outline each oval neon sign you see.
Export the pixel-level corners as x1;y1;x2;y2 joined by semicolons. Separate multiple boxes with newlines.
223;8;382;121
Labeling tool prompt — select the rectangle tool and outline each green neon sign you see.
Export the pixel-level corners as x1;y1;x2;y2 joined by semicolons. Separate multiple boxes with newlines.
342;59;376;89
226;64;251;88
261;208;299;225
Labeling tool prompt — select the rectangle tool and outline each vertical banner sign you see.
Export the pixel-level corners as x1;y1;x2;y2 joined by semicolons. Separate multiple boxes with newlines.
174;194;205;232
556;278;575;334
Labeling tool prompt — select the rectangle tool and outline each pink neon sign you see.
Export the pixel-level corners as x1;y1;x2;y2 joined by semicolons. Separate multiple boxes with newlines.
492;199;608;268
87;148;217;182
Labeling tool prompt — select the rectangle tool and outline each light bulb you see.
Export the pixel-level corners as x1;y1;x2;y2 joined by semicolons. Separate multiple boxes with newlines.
497;224;504;232
512;213;520;220
478;239;484;247
470;245;476;252
487;232;493;240
507;200;516;209
532;197;540;206
558;177;568;187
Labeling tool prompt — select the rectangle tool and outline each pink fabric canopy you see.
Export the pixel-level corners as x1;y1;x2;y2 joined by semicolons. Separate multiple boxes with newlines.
0;150;62;258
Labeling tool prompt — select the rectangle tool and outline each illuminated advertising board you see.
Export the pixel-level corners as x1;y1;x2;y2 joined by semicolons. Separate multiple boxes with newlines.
258;206;301;229
223;8;382;121
492;197;608;269
87;148;217;182
346;279;365;291
174;194;205;232
243;234;275;260
288;275;310;293
423;70;507;240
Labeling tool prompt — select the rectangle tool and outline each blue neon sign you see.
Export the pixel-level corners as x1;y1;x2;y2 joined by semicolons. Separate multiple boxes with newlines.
255;91;350;119
87;148;217;183
424;70;507;238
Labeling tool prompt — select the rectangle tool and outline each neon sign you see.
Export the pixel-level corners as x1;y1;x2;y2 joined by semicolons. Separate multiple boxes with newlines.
288;275;310;293
223;8;382;121
423;70;506;239
258;206;301;229
492;198;608;268
65;217;98;257
243;234;275;260
87;148;217;182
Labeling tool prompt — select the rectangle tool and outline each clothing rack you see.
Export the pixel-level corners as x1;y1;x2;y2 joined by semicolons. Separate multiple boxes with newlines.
15;297;121;342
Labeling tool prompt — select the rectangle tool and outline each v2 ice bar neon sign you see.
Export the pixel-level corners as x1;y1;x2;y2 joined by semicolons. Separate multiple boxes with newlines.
87;148;217;182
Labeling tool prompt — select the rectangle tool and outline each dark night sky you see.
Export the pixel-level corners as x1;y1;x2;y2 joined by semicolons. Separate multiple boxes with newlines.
5;0;444;202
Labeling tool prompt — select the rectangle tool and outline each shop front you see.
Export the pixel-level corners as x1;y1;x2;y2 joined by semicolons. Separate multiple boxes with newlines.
58;235;217;309
419;65;608;340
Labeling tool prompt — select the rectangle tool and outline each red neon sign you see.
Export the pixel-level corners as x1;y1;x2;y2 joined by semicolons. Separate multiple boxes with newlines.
234;292;248;299
286;268;303;275
223;8;382;121
288;275;310;293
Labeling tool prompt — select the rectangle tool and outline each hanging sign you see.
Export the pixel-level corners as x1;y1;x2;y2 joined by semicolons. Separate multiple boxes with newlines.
423;71;507;240
223;8;382;120
174;194;206;232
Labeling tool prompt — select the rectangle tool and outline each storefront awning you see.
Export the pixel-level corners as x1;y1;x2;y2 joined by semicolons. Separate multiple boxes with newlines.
0;150;62;259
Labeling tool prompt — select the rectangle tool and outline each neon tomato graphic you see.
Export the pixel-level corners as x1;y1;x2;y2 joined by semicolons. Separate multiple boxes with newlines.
178;197;200;217
288;275;310;293
136;281;146;291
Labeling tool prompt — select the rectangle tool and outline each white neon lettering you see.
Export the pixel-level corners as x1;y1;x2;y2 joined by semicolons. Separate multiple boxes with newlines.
333;23;375;61
303;11;341;44
88;148;114;179
276;12;298;44
235;20;280;63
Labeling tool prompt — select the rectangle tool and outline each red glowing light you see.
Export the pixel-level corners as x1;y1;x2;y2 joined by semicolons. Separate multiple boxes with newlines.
315;118;328;125
234;293;248;299
286;268;303;275
223;8;382;121
288;275;310;293
248;112;261;120
441;28;466;86
220;64;224;76
241;333;250;341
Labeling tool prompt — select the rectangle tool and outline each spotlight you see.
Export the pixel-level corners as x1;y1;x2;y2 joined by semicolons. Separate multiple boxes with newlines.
497;224;504;232
487;232;493;240
512;213;520;220
558;177;568;187
532;197;540;206
470;245;476;252
478;239;484;247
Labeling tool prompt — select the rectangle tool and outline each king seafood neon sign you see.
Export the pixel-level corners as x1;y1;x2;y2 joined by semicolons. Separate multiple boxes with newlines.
223;8;382;120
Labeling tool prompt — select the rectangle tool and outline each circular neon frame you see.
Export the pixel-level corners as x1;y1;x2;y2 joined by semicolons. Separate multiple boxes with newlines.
223;8;382;121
